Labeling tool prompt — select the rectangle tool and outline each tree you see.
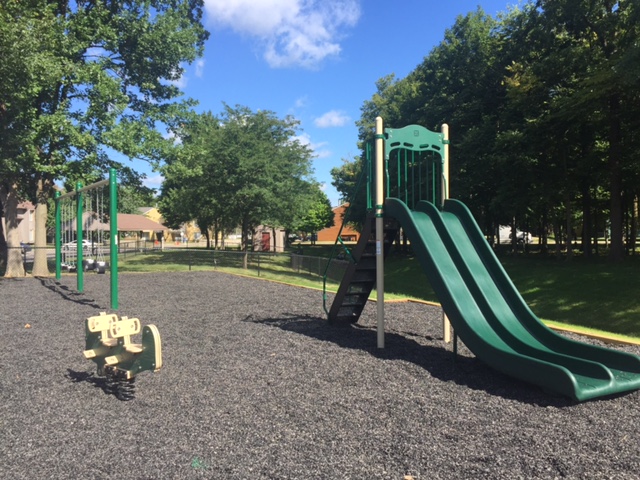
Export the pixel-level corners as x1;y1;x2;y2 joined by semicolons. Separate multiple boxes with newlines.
118;186;157;215
351;2;640;262
159;106;315;262
532;0;640;260
0;0;208;276
356;9;507;229
0;1;61;276
214;105;314;265
159;112;226;248
293;188;334;243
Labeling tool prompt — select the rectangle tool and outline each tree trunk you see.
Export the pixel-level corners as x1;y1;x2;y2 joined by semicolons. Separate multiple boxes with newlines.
0;197;7;274
1;183;26;277
565;192;573;260
32;177;51;276
608;94;624;262
581;182;592;258
272;226;277;253
553;219;562;258
540;210;548;254
631;194;639;255
241;217;249;269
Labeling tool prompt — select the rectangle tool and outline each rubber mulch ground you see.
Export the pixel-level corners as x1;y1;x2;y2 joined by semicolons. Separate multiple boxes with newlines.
2;271;640;479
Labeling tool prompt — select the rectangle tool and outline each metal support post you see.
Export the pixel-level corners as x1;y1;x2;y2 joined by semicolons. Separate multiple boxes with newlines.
441;123;452;343
76;182;84;292
55;192;61;280
109;168;119;309
375;116;385;349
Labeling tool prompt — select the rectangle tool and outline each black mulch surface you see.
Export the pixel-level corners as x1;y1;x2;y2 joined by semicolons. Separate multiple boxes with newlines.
2;271;640;479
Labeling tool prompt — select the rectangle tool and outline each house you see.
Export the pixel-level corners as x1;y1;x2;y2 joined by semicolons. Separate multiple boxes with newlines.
138;206;162;223
253;225;286;252
1;202;36;244
316;204;360;243
59;212;168;243
117;213;169;241
139;206;201;242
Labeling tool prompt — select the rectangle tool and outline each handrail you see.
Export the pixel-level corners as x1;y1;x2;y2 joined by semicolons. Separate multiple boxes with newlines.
322;142;372;316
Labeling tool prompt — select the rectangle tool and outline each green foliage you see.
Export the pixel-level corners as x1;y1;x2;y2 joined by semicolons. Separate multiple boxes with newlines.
0;0;208;274
330;156;369;231
293;187;334;236
118;186;157;215
352;1;640;261
159;106;316;250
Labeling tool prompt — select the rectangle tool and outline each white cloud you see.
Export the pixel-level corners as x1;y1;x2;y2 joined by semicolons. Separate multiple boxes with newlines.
163;130;183;145
195;59;205;77
314;110;350;128
168;67;188;89
204;0;361;69
294;96;308;109
143;175;165;188
314;149;332;159
296;132;331;158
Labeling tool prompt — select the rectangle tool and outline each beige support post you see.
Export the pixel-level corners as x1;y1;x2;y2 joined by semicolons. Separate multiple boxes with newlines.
110;316;141;346
375;116;385;349
441;123;452;343
84;312;118;358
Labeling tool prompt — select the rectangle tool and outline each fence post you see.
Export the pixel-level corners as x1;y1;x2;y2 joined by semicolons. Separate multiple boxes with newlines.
55;191;61;280
76;182;84;292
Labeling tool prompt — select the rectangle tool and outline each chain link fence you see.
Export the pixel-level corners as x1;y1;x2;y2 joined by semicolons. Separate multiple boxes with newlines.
290;253;348;283
3;243;350;284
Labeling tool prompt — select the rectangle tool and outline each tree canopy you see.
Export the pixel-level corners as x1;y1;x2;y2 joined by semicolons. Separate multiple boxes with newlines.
339;1;640;261
159;105;317;259
0;0;208;276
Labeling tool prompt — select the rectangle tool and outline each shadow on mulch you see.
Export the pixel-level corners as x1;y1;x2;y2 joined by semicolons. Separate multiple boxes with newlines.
65;369;111;395
38;277;104;309
245;313;578;408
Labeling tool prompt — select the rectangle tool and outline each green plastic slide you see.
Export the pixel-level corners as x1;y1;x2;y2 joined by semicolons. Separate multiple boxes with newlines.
385;197;640;401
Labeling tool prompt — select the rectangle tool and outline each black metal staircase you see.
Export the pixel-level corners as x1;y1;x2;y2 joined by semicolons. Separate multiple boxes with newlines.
327;212;398;325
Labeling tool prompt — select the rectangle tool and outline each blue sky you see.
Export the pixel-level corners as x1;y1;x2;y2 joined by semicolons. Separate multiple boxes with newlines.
137;0;520;206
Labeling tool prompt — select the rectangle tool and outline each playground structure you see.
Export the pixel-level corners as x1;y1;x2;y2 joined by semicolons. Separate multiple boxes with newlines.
83;312;162;400
55;168;119;309
324;117;640;402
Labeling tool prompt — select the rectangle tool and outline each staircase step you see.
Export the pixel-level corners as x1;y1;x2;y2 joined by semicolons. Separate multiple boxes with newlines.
328;213;399;324
352;271;375;282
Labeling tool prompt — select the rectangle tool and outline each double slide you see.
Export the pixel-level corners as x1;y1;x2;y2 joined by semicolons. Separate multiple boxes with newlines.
385;198;640;401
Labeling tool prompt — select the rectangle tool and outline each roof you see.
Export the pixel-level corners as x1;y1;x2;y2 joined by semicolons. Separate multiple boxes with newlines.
61;212;168;232
117;213;168;231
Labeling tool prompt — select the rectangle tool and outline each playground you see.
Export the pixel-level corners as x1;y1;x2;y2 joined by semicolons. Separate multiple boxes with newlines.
3;271;640;479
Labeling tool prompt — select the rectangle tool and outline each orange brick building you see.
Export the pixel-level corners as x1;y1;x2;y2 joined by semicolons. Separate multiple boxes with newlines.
316;204;360;243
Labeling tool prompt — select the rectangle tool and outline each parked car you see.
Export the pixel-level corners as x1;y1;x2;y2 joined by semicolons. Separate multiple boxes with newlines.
62;239;92;253
498;226;532;245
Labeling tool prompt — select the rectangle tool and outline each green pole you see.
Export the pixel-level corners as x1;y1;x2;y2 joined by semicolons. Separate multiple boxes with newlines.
55;191;61;280
76;182;84;292
366;142;371;210
109;168;118;309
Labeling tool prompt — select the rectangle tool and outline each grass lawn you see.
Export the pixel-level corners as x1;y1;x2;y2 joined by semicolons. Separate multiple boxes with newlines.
384;252;640;340
117;247;640;340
